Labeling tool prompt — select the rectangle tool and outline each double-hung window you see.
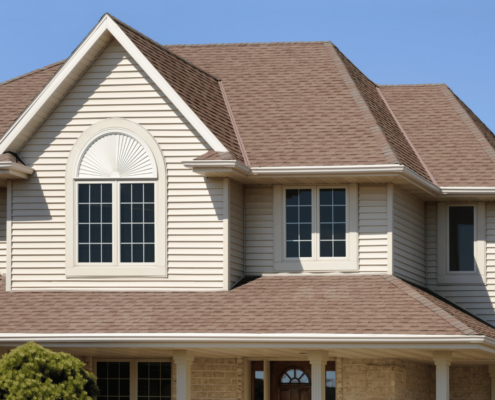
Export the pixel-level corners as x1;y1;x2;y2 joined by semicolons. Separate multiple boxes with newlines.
66;123;166;277
275;184;358;271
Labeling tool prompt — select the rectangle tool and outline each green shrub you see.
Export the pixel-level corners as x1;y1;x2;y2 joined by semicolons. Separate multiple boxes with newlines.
0;342;99;400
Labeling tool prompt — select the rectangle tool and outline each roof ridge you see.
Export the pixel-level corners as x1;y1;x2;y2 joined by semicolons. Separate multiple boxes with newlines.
0;60;65;87
108;14;221;82
165;40;333;47
383;275;480;336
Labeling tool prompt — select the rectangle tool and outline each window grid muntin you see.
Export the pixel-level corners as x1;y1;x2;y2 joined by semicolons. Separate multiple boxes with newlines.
319;188;346;258
78;183;112;263
137;362;171;400
120;183;155;264
96;361;131;400
286;188;312;258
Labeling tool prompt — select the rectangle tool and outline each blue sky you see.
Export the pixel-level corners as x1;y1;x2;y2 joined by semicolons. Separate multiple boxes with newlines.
1;0;494;131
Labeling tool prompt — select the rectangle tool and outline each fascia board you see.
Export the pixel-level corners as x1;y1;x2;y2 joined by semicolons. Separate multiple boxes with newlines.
0;162;34;180
106;18;228;153
441;187;495;195
0;17;109;154
182;160;251;175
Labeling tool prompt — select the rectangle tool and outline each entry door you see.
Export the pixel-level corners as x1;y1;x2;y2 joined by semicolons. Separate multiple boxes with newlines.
271;361;311;400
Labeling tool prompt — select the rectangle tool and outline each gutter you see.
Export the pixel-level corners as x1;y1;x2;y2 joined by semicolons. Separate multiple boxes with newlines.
0;161;35;180
0;333;488;346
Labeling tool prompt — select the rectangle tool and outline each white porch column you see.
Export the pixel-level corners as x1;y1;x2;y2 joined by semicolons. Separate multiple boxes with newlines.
307;351;328;400
489;365;495;400
173;350;194;400
433;351;452;400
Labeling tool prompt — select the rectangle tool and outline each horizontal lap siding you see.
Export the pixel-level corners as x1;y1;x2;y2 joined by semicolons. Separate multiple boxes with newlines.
245;186;273;274
229;180;244;286
12;40;224;290
358;185;388;273
427;202;495;325
0;189;6;274
393;188;426;286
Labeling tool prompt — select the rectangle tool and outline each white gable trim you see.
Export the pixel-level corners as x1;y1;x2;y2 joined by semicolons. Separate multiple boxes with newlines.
0;14;228;156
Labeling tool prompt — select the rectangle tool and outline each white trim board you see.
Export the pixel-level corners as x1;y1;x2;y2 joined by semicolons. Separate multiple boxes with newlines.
0;14;228;157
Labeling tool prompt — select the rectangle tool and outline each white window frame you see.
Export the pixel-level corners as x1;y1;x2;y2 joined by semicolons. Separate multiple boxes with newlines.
437;202;486;285
273;183;358;271
74;180;158;268
92;358;173;400
65;119;167;278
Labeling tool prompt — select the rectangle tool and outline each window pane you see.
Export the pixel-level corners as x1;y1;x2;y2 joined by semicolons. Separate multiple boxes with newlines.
79;204;89;223
300;241;312;257
254;371;264;400
121;244;132;263
97;361;131;400
121;184;131;202
133;184;143;202
121;184;155;264
287;241;299;257
326;371;336;400
321;241;333;257
286;189;312;258
79;244;89;263
90;184;101;203
449;206;475;272
319;189;346;258
79;184;89;203
137;362;171;400
144;184;154;202
102;203;112;223
79;184;112;263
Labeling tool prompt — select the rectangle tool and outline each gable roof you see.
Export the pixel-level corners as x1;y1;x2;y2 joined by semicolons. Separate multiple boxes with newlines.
0;15;494;186
1;274;495;337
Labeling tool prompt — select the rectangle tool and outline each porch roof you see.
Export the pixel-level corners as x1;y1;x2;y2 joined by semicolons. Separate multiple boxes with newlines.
1;275;494;338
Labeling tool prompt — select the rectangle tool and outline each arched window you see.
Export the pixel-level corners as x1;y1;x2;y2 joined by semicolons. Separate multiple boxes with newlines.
280;368;310;384
65;119;167;278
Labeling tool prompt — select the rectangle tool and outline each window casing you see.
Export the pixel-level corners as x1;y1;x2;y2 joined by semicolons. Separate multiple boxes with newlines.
65;119;167;278
274;184;358;272
437;202;486;285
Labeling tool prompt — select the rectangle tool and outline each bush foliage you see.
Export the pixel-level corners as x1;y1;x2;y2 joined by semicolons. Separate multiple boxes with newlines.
0;342;99;400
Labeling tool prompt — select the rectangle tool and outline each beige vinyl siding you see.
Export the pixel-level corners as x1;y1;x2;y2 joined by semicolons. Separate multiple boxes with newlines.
229;180;244;286
0;188;6;274
392;187;426;286
358;185;388;274
425;202;495;325
11;39;225;290
245;185;273;275
425;203;437;286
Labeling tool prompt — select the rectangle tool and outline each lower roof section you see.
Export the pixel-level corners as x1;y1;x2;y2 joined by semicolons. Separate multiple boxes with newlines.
1;275;495;339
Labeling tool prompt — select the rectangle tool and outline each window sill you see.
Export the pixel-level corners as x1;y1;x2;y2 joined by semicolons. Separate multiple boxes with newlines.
66;266;167;278
274;260;358;272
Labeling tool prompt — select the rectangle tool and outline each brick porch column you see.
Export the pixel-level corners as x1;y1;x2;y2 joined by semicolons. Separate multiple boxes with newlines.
433;351;452;400
173;350;194;400
307;351;328;400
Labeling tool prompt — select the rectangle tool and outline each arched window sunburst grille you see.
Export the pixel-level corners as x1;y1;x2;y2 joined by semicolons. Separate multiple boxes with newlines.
280;368;310;384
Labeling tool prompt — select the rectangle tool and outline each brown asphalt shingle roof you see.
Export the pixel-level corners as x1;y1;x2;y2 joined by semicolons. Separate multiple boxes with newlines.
380;84;495;186
1;275;494;337
0;61;63;138
1;16;494;186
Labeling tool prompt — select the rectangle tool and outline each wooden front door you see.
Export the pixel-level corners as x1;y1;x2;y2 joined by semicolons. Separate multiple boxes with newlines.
271;361;311;400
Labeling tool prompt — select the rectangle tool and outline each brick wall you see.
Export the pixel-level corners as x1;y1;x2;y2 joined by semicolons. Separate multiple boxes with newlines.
450;366;490;400
173;358;244;400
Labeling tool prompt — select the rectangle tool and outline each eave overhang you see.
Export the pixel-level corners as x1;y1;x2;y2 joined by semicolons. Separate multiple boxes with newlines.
0;161;34;181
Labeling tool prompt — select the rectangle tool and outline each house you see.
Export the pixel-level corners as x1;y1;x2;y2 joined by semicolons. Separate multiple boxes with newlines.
2;12;495;400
